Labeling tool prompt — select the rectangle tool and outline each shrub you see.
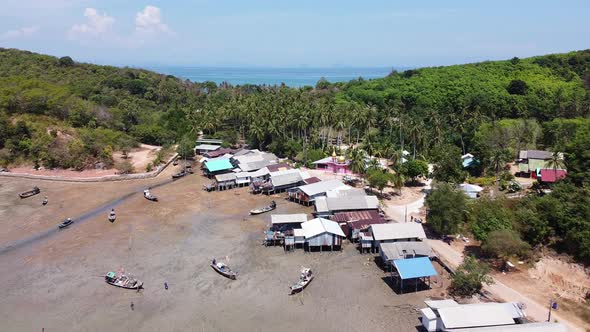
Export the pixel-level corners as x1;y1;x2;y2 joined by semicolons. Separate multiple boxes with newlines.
450;256;494;297
115;160;134;174
425;183;469;236
482;229;531;259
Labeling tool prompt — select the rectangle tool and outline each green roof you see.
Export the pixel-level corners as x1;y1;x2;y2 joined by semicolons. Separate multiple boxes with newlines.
205;158;233;172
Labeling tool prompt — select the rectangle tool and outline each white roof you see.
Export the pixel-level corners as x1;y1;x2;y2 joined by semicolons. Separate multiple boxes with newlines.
312;156;334;164
380;241;433;261
424;299;459;310
250;167;270;178
297;179;349;197
326;187;366;198
301;218;345;238
449;322;567;332
438;303;516;329
460;183;484;192
270;169;305;187
315;195;379;213
271;214;308;225
293;228;305;237
195;144;221;151
370;223;426;241
215;173;236;182
420;307;437;320
462;153;475;160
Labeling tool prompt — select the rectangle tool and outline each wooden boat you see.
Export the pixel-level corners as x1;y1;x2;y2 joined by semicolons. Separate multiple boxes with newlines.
143;190;158;201
19;186;40;199
108;210;116;223
42;197;48;205
250;201;276;215
210;259;237;280
289;267;313;295
104;271;143;290
172;169;188;179
58;218;74;229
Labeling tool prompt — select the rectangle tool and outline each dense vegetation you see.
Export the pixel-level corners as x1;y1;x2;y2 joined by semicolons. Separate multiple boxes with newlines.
2;47;590;263
2;48;590;169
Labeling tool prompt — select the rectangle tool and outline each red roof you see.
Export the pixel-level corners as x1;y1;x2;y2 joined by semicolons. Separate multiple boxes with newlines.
303;176;322;184
331;210;386;230
540;169;567;183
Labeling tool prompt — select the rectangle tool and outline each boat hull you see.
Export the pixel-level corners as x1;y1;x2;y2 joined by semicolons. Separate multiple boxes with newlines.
290;275;313;295
105;280;143;290
19;188;40;199
210;264;237;280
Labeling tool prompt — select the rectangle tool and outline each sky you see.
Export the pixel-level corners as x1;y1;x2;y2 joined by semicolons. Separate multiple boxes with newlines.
1;0;589;68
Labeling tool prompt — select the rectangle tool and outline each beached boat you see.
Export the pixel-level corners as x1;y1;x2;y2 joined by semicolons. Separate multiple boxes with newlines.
290;267;313;295
249;201;276;215
58;218;74;229
172;169;188;179
143;189;158;201
19;186;40;199
108;209;116;223
42;196;48;205
210;259;237;280
104;271;143;290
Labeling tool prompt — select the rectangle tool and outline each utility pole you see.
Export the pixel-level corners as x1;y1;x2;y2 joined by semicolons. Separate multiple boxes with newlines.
547;299;557;322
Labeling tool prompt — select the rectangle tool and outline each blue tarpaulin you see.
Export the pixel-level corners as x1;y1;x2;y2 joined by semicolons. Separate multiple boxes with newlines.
394;257;438;280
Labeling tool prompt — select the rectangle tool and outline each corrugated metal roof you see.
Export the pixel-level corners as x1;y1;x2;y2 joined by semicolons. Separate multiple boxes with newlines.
267;163;292;172
297;179;349;196
521;150;553;160
438;304;516;329
195;144;221;151
314;197;329;213
380;241;433;261
215;173;236;182
328;195;379;211
326;188;366;198
370;223;426;241
303;176;322;184
449;322;567;332
270;169;304;187
393;257;437;280
424;299;459;310
271;214;308;225
293;228;305;237
460;183;484;192
301;218;345;238
540;169;567;183
205;158;234;172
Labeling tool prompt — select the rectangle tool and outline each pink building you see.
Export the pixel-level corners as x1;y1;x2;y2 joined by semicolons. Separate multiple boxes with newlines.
312;151;352;174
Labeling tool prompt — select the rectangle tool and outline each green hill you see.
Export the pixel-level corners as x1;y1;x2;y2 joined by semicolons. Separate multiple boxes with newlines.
1;48;589;169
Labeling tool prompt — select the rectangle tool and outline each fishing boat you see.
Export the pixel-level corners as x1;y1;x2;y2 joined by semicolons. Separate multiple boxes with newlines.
42;196;48;205
108;209;116;223
104;271;143;290
249;201;276;215
58;218;74;229
143;189;158;201
210;258;237;280
19;186;40;199
289;267;313;295
172;169;188;179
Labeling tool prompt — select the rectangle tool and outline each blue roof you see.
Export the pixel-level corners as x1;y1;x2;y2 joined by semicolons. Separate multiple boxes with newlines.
394;257;438;280
205;158;233;172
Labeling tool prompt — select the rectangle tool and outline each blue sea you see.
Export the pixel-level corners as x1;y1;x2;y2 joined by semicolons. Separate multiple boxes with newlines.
145;66;397;87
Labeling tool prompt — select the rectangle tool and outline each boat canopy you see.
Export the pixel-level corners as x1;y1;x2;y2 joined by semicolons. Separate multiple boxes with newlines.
106;271;116;278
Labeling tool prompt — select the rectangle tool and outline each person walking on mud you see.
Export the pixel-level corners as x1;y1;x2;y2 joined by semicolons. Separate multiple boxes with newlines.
130;301;134;311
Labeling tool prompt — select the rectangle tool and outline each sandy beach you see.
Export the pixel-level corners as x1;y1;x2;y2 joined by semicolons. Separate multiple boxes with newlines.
0;165;444;332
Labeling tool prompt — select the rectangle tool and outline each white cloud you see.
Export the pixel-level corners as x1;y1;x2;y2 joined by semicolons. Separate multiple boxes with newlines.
0;26;39;40
135;6;171;34
69;8;114;39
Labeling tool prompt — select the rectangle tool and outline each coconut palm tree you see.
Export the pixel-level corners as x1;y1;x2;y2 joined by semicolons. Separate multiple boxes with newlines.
348;148;366;181
544;151;566;181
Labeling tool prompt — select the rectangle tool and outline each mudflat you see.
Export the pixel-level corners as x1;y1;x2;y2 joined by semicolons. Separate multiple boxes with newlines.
0;167;439;331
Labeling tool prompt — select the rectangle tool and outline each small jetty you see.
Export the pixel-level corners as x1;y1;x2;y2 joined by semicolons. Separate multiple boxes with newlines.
290;267;313;295
19;186;40;199
250;201;276;215
210;258;237;280
104;271;143;290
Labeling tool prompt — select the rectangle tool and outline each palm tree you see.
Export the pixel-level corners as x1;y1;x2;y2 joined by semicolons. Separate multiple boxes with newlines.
391;172;404;196
544;151;566;181
348;148;366;181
